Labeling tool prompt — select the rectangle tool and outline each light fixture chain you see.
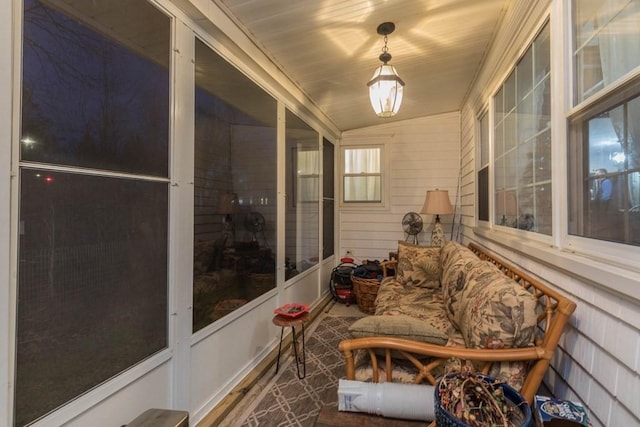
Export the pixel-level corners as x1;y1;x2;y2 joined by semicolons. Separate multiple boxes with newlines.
382;34;389;54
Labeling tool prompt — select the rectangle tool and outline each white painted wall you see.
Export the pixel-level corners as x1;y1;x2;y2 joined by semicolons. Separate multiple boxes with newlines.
459;1;640;426
339;112;462;262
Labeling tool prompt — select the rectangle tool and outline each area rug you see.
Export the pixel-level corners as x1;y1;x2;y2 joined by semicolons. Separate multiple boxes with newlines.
234;315;358;427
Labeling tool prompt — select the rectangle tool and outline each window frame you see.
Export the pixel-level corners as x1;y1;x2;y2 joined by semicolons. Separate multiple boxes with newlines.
491;19;552;237
322;137;335;260
15;0;173;424
562;0;640;268
565;72;640;267
284;108;320;278
477;109;491;225
339;136;390;210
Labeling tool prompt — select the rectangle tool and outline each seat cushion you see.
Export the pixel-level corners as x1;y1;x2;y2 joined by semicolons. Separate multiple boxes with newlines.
349;314;449;345
374;278;455;337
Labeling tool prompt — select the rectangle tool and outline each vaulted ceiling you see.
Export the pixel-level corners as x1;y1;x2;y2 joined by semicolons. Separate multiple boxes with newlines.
214;0;511;131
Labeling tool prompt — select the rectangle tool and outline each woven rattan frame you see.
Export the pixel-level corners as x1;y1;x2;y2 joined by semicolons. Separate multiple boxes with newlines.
339;242;577;408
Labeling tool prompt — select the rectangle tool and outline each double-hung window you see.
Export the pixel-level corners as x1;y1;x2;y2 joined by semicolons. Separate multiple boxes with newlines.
569;0;640;247
478;111;490;222
323;138;335;259
342;146;382;204
493;22;551;235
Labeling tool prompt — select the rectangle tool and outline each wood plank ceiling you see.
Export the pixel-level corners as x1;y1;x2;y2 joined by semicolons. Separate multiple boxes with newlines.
214;0;510;131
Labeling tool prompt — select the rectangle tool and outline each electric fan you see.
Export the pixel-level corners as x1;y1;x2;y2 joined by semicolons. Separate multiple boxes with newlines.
402;212;423;244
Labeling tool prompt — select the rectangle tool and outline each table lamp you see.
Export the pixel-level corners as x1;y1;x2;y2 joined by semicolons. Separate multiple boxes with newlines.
420;189;454;247
218;192;239;244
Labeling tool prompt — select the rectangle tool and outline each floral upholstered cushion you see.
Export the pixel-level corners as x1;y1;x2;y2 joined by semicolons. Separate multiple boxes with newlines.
395;241;441;288
440;242;480;290
442;260;501;329
440;240;461;267
349;314;449;345
458;271;538;350
374;278;455;337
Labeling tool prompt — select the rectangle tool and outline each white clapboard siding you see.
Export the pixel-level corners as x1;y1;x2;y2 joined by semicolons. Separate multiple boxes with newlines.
338;112;461;262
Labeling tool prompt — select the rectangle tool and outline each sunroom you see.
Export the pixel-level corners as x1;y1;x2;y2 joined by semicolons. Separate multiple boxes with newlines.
0;0;638;426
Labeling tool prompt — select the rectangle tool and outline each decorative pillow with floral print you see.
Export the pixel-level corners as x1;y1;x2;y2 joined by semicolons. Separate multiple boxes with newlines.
458;272;538;350
440;240;464;268
440;243;479;292
395;241;442;288
442;260;501;328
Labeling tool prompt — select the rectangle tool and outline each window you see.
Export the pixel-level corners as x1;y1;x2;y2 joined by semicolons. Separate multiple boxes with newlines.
478;112;490;222
568;78;640;246
342;147;382;203
296;149;320;203
574;0;640;104
285;110;319;278
18;0;170;424
322;138;335;260
493;22;551;234
569;0;640;247
192;39;277;332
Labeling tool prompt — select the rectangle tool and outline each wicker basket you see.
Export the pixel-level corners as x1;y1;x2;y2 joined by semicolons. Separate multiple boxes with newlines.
434;374;532;427
351;275;380;314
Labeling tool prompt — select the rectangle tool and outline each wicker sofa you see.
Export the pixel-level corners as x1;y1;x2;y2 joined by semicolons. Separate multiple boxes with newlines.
338;240;576;405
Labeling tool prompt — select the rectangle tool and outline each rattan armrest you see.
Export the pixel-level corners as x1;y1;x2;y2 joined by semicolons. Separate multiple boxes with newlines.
339;336;545;404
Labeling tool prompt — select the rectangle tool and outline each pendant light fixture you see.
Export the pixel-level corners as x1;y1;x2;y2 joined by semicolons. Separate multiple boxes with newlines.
367;22;405;118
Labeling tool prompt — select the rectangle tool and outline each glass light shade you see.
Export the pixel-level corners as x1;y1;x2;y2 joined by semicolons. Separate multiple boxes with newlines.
367;64;405;117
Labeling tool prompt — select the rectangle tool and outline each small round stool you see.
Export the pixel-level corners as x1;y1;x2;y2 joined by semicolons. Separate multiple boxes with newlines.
272;312;310;379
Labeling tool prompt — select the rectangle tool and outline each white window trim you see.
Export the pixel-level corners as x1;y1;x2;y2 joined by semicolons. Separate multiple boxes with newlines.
339;136;390;210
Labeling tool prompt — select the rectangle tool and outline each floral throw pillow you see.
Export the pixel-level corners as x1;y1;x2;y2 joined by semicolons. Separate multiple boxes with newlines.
458;272;538;350
395;241;442;288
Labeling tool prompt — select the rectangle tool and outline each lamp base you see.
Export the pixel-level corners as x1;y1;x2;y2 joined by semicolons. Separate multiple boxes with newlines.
431;217;445;247
223;214;235;246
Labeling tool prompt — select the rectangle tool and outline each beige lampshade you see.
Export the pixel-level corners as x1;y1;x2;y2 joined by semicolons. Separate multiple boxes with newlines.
504;190;517;216
420;189;454;216
217;192;239;214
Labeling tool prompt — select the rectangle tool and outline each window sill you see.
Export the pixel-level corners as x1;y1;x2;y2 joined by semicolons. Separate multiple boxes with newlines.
472;227;640;303
339;202;389;211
